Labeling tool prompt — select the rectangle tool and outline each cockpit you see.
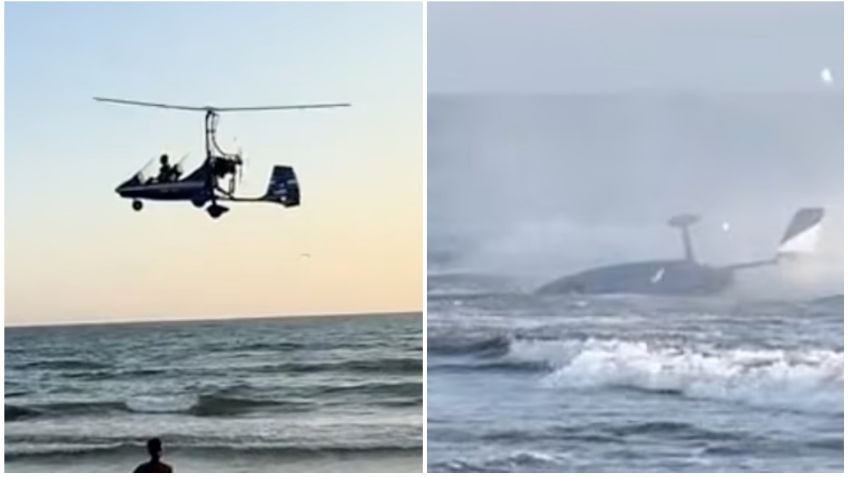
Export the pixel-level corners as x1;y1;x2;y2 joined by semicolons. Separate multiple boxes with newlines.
134;153;190;184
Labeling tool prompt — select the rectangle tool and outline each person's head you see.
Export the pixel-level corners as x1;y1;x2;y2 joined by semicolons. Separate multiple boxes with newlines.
160;154;169;165
146;438;163;460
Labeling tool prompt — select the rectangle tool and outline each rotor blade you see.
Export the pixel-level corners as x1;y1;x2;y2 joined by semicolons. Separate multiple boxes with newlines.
94;97;351;112
93;97;209;111
212;103;351;112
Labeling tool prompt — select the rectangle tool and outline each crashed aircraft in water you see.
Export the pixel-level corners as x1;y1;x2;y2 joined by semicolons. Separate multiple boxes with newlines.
537;208;825;296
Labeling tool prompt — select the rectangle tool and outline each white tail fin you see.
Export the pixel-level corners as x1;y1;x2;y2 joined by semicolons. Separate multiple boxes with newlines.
777;208;825;256
722;207;825;272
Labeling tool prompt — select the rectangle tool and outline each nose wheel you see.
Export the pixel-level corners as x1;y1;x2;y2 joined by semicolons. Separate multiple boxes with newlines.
207;203;229;219
132;200;143;211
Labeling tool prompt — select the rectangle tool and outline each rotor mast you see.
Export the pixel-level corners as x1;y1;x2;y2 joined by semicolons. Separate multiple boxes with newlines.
668;214;700;263
205;109;215;160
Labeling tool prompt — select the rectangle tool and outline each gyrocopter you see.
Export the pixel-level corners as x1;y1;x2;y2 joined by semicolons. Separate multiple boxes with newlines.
95;97;349;219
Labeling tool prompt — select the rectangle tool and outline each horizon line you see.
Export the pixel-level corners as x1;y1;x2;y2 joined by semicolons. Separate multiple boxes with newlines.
5;309;423;329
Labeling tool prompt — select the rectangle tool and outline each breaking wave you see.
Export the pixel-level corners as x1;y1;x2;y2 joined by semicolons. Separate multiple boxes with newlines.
508;338;843;414
431;334;843;414
5;440;420;460
431;450;562;472
6;379;422;420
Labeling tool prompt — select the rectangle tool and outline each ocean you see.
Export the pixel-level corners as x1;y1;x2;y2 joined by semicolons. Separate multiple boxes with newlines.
427;273;843;472
5;313;422;472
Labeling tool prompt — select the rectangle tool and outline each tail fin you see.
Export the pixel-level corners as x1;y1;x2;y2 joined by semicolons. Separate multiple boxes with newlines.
777;207;825;257
722;207;825;271
264;165;300;207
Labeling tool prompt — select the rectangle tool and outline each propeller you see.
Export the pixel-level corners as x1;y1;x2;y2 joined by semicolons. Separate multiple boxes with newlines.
233;136;247;183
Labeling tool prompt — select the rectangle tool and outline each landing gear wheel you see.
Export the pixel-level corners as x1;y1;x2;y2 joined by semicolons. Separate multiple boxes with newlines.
207;204;229;219
132;200;143;211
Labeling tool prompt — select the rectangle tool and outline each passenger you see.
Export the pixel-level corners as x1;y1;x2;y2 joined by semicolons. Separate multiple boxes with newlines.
157;154;173;183
133;437;173;473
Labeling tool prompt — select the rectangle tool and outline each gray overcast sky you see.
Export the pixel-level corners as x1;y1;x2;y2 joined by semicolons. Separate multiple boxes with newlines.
429;2;843;94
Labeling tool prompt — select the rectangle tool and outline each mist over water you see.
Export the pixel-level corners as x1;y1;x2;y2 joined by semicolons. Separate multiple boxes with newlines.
428;92;842;298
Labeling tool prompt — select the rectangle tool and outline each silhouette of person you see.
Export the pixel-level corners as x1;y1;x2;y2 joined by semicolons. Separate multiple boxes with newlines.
133;437;173;473
157;154;174;183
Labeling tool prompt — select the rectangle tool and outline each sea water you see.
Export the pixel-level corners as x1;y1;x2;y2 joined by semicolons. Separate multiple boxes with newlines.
427;274;842;472
6;313;422;472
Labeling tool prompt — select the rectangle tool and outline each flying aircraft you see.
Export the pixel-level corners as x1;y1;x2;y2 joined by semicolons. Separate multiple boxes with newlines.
537;207;825;296
95;97;349;219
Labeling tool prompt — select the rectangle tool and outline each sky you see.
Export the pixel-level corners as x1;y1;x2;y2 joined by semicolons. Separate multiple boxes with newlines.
6;2;423;325
427;2;842;298
429;1;843;94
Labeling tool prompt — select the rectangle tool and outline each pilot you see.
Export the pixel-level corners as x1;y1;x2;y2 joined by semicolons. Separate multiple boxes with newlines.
157;154;173;182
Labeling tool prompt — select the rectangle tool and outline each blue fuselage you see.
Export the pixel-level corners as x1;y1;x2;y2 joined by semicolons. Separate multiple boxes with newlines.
115;165;213;203
537;260;732;296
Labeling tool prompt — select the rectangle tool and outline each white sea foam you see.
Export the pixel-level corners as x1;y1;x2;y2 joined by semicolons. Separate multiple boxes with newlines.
125;394;197;413
507;338;842;414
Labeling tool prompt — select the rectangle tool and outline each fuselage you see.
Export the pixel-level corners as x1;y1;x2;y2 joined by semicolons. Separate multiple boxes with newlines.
115;164;212;202
116;178;207;201
537;260;733;296
536;208;823;297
